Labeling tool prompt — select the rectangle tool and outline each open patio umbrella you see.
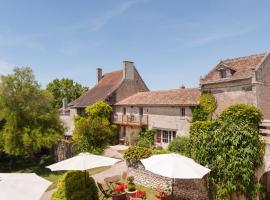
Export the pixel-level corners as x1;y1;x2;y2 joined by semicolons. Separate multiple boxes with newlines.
46;152;121;171
141;153;210;196
0;173;52;200
47;152;121;199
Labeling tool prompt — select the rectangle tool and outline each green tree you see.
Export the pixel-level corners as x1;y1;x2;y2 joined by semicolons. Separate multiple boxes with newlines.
46;78;88;108
0;67;63;158
168;136;191;157
190;104;264;199
137;129;156;148
73;100;117;154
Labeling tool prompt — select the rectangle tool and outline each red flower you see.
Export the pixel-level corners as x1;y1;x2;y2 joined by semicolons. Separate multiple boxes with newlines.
133;190;147;200
114;184;127;194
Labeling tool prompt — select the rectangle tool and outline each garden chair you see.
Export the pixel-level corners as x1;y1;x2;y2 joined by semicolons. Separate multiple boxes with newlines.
97;182;112;200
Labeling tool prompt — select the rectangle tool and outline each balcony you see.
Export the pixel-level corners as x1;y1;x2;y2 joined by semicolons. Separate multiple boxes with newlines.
113;114;148;126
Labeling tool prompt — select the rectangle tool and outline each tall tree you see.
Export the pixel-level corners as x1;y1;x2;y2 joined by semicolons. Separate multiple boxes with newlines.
46;78;88;108
0;67;64;158
73;100;117;154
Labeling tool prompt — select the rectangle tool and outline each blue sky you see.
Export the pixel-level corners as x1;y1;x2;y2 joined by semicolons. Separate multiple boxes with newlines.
0;0;270;90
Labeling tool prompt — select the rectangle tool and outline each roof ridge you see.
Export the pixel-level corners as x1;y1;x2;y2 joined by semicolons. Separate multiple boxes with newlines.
222;52;268;63
135;88;199;94
102;69;123;76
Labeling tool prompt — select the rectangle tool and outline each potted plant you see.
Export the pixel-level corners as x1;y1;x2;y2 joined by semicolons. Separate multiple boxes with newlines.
126;176;137;199
112;184;127;200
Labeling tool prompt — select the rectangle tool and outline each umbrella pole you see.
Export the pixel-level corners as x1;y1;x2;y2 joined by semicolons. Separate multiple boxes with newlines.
171;178;175;198
85;170;87;200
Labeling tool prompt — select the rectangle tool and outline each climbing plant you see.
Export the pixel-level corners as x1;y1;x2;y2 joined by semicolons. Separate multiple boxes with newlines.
190;104;264;199
192;93;217;122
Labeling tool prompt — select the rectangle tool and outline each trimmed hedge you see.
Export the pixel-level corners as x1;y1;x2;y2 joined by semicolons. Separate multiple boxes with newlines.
123;146;152;166
51;170;99;200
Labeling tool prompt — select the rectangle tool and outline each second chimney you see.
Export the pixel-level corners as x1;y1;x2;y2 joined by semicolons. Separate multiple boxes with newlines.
123;60;134;80
96;68;102;83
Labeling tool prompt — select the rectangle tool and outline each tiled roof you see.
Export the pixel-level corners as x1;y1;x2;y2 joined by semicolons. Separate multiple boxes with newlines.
72;70;123;108
201;53;269;84
115;88;201;106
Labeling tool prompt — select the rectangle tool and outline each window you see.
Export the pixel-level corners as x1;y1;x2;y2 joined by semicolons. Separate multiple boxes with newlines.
139;107;143;115
162;130;176;143
220;69;227;79
123;107;126;115
181;107;186;117
162;131;169;143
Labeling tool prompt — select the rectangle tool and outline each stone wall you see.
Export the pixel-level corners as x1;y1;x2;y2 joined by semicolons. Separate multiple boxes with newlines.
128;163;172;190
173;179;208;200
128;163;208;200
201;79;256;116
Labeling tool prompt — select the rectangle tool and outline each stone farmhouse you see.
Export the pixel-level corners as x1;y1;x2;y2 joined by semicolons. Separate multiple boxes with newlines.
113;88;200;148
60;60;149;136
200;52;270;120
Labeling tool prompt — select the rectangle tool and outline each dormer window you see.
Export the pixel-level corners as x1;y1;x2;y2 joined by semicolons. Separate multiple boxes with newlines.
220;69;227;79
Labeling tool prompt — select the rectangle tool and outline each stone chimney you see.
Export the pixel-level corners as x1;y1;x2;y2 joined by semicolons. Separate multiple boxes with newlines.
123;60;135;80
96;68;103;83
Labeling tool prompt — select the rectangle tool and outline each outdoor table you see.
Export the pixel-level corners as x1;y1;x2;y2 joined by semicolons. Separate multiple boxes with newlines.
104;175;121;190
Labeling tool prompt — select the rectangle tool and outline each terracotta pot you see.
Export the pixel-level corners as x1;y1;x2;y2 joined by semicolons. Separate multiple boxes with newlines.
112;193;127;200
126;190;137;200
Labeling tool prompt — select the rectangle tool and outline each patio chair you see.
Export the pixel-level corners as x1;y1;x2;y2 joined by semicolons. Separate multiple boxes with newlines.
97;182;112;200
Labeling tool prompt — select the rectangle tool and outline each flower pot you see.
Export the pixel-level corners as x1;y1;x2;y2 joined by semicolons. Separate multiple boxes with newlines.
112;193;127;200
126;190;137;200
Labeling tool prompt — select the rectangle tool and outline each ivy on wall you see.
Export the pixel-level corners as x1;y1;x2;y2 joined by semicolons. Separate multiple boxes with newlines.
190;104;264;199
192;93;217;122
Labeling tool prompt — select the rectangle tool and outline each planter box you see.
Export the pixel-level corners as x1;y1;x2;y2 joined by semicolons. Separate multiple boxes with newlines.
112;193;127;200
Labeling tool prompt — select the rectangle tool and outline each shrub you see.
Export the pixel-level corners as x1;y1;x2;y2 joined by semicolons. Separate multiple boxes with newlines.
219;104;262;127
51;171;98;200
73;101;117;154
191;106;208;122
137;129;156;148
123;146;152;166
168;136;190;156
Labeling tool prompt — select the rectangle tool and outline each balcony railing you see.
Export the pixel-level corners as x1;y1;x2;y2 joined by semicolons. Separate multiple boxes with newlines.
113;114;148;126
260;120;270;137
